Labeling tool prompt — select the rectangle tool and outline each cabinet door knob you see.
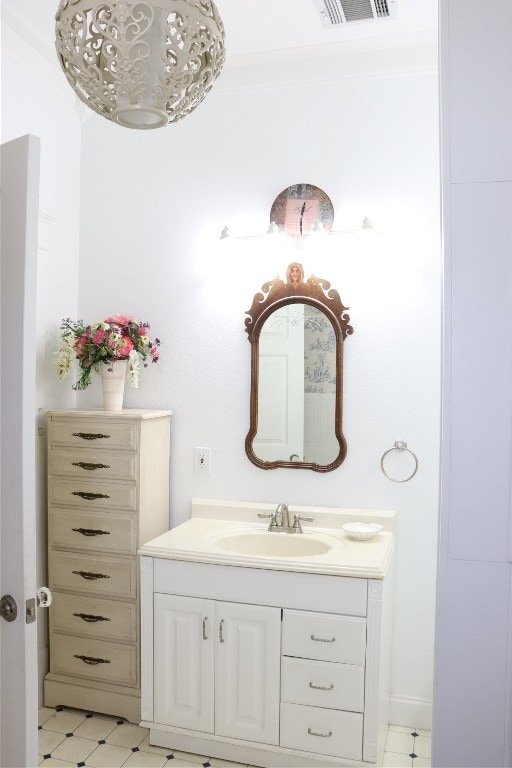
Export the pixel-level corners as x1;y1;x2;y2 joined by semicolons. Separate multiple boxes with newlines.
311;634;336;643
72;570;110;581
74;654;110;666
72;462;111;471
202;617;208;640
219;618;225;643
73;612;111;623
72;432;111;441
309;682;334;691
72;527;110;537
72;491;110;501
307;727;333;738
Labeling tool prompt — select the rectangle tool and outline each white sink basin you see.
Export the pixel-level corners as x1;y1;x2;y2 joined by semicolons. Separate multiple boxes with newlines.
213;531;332;558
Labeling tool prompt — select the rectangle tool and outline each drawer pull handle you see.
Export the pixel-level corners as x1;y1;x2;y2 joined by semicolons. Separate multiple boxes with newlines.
74;654;111;666
72;491;110;501
203;617;208;640
72;462;111;471
219;618;225;643
307;728;333;738
72;570;110;581
72;528;111;537
309;682;334;691
72;432;111;441
311;634;336;643
73;612;111;623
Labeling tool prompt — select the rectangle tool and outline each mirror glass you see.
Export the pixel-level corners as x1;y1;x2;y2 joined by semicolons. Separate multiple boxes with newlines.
254;304;338;465
245;263;353;472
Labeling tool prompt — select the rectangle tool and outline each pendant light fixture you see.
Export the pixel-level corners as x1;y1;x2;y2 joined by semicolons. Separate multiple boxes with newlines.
55;0;226;130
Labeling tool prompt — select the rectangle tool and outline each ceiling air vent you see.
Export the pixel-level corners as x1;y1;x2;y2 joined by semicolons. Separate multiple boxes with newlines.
314;0;397;27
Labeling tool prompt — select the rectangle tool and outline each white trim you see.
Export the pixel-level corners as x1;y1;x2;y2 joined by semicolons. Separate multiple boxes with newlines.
389;695;432;732
38;647;49;709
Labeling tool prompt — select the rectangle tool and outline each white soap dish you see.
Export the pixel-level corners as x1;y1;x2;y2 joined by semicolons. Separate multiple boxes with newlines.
342;522;383;541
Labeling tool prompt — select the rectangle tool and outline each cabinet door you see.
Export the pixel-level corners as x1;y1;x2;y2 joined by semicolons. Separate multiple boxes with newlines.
153;594;214;733
215;602;281;745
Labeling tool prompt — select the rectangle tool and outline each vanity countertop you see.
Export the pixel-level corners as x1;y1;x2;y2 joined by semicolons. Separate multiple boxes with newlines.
139;499;396;579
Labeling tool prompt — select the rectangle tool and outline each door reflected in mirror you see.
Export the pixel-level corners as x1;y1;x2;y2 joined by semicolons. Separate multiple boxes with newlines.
245;263;353;472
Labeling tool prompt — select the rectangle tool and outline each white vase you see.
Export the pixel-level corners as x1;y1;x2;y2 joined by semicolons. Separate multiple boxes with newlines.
101;360;127;412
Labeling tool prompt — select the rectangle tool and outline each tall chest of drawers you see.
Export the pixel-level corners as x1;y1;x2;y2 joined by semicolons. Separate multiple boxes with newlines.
44;409;171;723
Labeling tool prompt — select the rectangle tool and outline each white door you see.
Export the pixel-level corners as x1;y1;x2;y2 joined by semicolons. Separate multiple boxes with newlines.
215;601;281;745
0;135;41;768
254;305;305;461
153;594;215;733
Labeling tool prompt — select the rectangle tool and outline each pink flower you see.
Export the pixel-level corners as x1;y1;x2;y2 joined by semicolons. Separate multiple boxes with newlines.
104;314;133;327
75;334;88;358
117;337;134;358
92;329;106;345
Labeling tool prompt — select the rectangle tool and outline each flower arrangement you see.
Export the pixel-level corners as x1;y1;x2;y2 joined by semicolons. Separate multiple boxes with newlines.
57;314;160;390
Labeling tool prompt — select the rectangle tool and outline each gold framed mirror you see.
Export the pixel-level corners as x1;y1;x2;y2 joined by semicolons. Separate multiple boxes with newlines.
245;263;354;472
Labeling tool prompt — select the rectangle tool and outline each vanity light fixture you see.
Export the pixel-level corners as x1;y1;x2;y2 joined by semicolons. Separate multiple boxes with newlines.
219;217;375;242
55;0;225;130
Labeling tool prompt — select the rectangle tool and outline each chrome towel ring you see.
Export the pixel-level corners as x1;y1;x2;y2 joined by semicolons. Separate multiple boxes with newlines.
380;440;419;483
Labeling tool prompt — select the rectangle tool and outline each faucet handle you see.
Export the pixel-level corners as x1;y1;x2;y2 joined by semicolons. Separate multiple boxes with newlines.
292;514;314;532
258;511;278;529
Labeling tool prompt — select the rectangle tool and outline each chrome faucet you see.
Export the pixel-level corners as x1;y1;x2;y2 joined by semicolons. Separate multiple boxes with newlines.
258;503;314;534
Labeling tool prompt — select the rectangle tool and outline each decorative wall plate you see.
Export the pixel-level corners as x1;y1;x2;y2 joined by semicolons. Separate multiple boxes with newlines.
270;184;334;238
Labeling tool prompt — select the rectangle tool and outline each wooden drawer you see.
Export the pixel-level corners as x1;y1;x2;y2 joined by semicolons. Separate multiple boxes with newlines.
49;418;137;451
50;633;137;687
281;657;364;713
280;702;363;761
282;609;366;665
50;551;137;599
49;509;137;555
49;447;137;482
51;592;137;643
49;477;137;512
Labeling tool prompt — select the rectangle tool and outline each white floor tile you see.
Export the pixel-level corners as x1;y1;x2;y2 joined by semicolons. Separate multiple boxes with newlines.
51;735;98;763
413;758;431;768
171;750;211;764
106;722;149;749
383;751;413;767
39;759;77;767
38;728;66;756
414;735;432;759
42;709;88;734
74;715;119;741
415;728;432;738
122;750;168;767
38;707;56;726
165;759;208;768
388;725;415;735
84;742;132;767
385;730;415;755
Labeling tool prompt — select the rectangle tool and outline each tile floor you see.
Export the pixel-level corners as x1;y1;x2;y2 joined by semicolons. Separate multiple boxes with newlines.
38;707;432;768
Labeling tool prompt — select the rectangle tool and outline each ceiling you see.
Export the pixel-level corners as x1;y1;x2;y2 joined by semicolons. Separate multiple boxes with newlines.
3;0;437;64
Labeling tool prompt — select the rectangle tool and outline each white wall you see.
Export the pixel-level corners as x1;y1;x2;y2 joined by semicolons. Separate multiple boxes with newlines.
77;60;441;727
435;2;512;765
1;16;82;702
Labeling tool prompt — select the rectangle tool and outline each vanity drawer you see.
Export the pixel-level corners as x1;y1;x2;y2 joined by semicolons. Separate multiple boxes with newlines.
49;509;137;555
280;702;363;760
49;447;137;482
51;592;137;642
50;551;137;599
49;418;138;451
49;478;137;512
282;609;366;665
281;657;364;712
50;633;137;687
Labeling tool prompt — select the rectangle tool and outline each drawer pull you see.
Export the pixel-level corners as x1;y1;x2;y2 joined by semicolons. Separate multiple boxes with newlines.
73;612;111;623
311;634;336;643
72;570;110;581
203;617;208;640
72;432;111;441
74;654;111;666
72;527;111;537
307;728;333;738
309;682;334;691
72;462;111;471
219;618;225;643
72;491;110;501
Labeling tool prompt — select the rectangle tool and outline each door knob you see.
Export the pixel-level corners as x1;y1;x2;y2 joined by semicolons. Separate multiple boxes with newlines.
0;594;17;622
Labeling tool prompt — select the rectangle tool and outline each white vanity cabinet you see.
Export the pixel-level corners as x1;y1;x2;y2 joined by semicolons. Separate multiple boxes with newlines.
140;553;394;768
154;594;280;744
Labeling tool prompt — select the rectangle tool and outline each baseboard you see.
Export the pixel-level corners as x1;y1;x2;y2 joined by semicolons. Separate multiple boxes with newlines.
389;695;432;731
38;647;49;708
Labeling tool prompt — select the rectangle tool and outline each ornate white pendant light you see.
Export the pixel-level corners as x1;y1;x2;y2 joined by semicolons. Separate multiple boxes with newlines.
55;0;225;129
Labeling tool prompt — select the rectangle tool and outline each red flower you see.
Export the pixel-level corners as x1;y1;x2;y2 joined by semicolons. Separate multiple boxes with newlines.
75;334;88;358
117;337;134;358
104;314;133;327
92;329;106;345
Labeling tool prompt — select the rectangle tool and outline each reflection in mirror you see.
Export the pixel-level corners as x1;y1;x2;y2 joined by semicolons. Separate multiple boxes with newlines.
245;263;353;472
